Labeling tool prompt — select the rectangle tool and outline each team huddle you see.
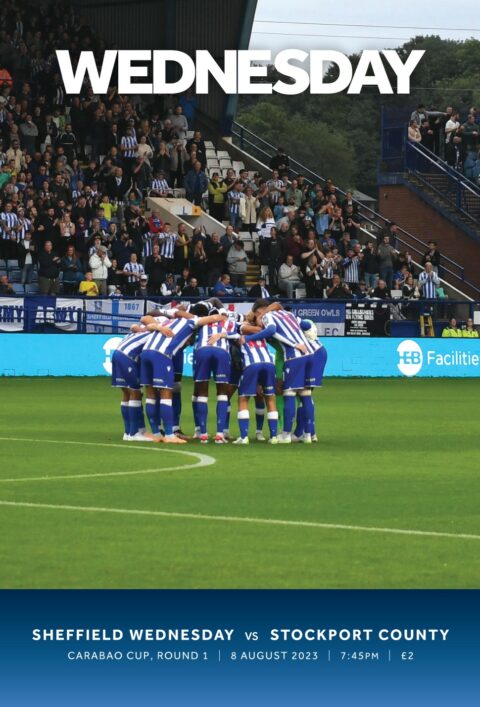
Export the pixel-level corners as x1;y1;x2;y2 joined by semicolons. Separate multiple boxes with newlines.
111;298;328;445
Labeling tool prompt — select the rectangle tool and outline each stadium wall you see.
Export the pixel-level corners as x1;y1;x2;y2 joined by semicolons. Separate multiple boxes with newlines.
378;184;480;296
1;335;479;378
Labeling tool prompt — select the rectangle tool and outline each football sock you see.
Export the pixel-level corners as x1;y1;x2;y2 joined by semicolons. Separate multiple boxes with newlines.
217;395;229;435
237;409;250;439
294;402;305;438
299;393;315;435
172;382;182;430
128;400;142;436
146;397;160;435
160;398;174;436
283;394;296;434
267;411;279;437
197;396;208;435
255;401;265;433
120;402;129;434
224;404;232;436
192;395;200;429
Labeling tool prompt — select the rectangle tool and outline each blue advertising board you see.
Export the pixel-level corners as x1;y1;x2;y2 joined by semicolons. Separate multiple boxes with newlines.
0;335;479;378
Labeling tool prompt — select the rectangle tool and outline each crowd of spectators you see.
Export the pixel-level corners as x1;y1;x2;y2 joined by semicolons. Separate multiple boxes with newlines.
408;103;480;183
0;1;471;311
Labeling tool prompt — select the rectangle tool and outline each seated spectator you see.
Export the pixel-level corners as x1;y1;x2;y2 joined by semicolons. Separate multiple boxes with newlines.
326;274;352;299
182;278;200;297
393;265;410;289
248;277;271;299
161;273;181;297
441;318;463;337
278;255;303;299
463;318;479;337
0;274;15;295
226;240;248;288
372;279;391;299
176;267;192;292
212;274;234;297
355;281;369;299
134;274;150;298
79;272;100;297
402;275;420;299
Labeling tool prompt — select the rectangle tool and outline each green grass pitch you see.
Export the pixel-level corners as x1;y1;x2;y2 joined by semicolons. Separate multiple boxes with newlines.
0;377;479;589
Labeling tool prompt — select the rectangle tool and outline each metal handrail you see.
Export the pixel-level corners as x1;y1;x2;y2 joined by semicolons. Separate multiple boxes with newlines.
405;139;480;198
231;120;471;284
405;142;480;226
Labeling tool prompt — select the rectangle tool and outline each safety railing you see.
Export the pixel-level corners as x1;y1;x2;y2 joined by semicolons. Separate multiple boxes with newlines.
231;121;480;295
405;142;480;228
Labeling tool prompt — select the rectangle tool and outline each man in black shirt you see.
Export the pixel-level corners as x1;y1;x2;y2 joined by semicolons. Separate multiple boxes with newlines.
269;147;290;176
38;240;61;294
144;244;166;295
421;241;441;273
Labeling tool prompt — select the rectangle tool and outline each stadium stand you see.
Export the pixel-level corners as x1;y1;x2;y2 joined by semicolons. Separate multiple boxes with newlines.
0;0;479;341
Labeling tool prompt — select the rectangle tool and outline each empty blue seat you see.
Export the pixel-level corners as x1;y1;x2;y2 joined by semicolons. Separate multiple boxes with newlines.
11;283;24;295
6;260;19;269
25;283;40;294
9;269;21;282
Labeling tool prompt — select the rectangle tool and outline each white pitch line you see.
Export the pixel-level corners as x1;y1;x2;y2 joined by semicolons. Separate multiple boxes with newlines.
0;437;215;482
0;499;479;542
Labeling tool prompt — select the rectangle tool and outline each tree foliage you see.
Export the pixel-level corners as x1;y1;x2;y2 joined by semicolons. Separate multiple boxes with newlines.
237;36;480;197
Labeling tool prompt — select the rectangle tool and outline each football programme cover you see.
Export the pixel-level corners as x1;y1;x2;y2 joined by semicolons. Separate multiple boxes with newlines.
0;0;479;704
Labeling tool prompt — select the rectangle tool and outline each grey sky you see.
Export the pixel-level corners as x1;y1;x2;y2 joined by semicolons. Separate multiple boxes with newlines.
250;0;480;54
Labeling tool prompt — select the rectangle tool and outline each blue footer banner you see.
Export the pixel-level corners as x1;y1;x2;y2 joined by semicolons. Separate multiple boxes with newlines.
1;590;479;706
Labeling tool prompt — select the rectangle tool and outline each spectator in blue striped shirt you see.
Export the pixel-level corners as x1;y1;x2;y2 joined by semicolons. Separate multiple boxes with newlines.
120;128;138;177
158;223;178;273
122;253;145;296
227;182;245;231
418;262;440;299
342;249;361;294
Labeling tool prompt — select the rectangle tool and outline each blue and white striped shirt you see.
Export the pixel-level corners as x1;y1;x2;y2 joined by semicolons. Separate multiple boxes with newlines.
195;319;236;352
121;135;138;158
123;261;145;283
1;211;18;240
418;271;440;298
159;232;178;259
342;256;360;284
227;190;244;215
116;329;152;361
143;317;198;357
151;178;169;193
261;310;319;360
16;217;32;241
